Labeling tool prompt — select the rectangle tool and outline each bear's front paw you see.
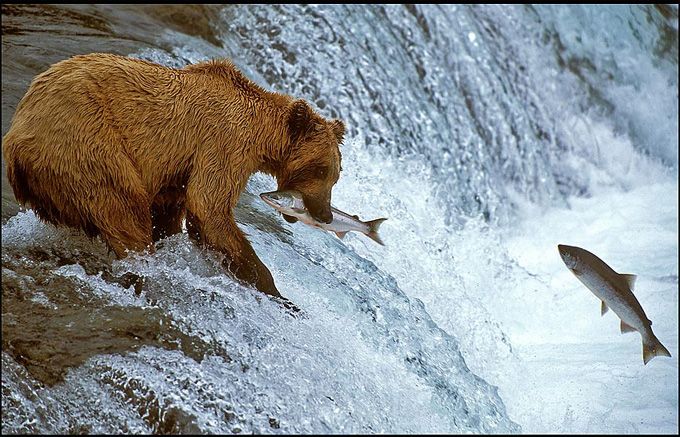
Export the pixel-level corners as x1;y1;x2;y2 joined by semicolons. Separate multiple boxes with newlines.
271;296;304;318
282;214;298;224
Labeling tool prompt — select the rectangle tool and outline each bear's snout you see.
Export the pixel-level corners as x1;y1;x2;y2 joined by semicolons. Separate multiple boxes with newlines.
314;208;333;224
303;195;333;224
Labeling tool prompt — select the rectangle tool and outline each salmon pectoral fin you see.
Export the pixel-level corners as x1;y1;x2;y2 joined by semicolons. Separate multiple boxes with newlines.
601;301;609;316
620;320;637;334
335;231;348;240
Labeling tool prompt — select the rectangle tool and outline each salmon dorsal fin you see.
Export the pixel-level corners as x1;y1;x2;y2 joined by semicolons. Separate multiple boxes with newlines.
601;301;609;316
620;320;637;334
619;273;637;291
335;231;348;240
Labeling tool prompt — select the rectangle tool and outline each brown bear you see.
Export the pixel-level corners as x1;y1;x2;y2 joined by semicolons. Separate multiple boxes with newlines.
2;53;344;298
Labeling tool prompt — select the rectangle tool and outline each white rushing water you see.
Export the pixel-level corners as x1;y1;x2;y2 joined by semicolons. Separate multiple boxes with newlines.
2;4;678;434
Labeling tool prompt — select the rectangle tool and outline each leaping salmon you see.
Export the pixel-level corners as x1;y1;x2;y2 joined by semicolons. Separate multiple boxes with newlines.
558;244;671;364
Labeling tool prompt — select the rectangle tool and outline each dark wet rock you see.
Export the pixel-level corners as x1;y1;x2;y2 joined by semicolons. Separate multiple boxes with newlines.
2;253;231;386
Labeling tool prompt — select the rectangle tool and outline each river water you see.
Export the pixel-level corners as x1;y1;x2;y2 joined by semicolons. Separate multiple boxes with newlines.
1;4;677;434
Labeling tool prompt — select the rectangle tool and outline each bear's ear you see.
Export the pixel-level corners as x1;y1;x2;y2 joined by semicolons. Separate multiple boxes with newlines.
288;99;313;144
330;119;345;144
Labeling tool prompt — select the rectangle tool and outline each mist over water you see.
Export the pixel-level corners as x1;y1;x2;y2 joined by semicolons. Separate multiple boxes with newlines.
2;4;678;434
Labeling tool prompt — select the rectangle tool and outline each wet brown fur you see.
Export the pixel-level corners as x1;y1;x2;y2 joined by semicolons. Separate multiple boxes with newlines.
2;53;345;297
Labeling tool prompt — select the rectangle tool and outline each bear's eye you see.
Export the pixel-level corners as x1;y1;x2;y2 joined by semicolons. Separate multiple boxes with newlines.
287;165;330;186
304;164;328;179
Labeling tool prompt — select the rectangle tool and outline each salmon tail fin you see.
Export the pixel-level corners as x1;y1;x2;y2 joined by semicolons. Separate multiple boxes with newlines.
365;218;387;246
642;335;672;365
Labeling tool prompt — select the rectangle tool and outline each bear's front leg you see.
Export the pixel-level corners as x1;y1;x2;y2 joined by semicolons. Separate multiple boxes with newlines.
222;222;281;298
185;205;280;298
185;154;282;298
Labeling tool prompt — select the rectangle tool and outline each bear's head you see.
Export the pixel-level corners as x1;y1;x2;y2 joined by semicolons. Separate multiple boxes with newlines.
277;99;345;224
